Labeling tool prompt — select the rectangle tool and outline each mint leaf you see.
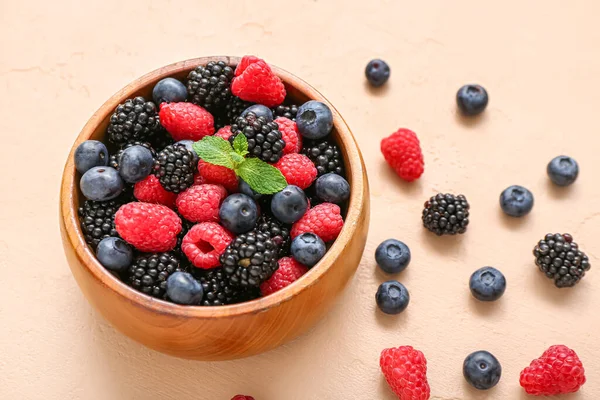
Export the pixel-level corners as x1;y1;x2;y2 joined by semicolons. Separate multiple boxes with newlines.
232;134;249;156
230;152;245;165
193;136;234;169
236;158;287;194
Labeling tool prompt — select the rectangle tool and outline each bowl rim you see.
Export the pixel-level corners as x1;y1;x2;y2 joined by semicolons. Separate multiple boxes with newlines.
60;56;366;319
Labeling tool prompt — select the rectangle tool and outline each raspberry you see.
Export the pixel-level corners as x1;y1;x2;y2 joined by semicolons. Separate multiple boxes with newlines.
260;257;308;296
274;154;317;189
520;345;586;396
231;396;255;400
115;202;182;252
193;173;206;186
275;117;302;154
215;125;233;141
181;222;233;269
380;346;430;400
231;56;286;107
133;175;177;209
197;160;238;192
381;128;424;182
176;184;227;223
159;102;215;142
291;203;343;242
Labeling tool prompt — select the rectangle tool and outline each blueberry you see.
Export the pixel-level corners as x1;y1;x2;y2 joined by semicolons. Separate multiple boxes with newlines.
375;280;410;314
547;155;579;186
296;101;333;140
499;185;534;217
239;178;262;200
80;166;124;201
118;145;154;183
74;140;108;174
176;140;199;166
166;271;204;305
456;84;488;116
219;193;258;234
291;232;326;267
315;173;350;204
463;351;502;390
271;185;309;224
240;104;273;122
96;237;133;272
469;267;506;301
365;59;390;87
152;77;187;105
375;239;411;274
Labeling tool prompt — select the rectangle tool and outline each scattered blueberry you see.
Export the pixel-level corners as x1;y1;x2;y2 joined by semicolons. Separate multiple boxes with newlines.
456;84;488;116
296;100;333;140
219;193;258;234
241;104;273;122
239;178;262;200
166;271;204;305
469;267;506;302
375;280;410;314
271;185;309;224
80;166;124;201
463;350;502;390
547;155;579;186
176;140;200;166
74;140;108;174
152;77;188;105
365;59;390;87
375;239;411;274
315;173;350;204
499;185;534;217
118;145;154;183
96;237;133;272
291;233;326;267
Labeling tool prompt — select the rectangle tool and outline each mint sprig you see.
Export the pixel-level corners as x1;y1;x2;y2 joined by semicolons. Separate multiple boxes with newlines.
193;135;287;194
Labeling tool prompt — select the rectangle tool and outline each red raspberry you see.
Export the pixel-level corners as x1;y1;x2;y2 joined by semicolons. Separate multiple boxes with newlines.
181;222;233;269
275;117;302;154
273;153;317;189
231;396;254;400
115;202;181;252
520;345;586;396
159;102;215;142
133;175;177;209
176;184;227;223
231;56;286;107
193;173;206;186
291;203;343;242
197;160;238;192
260;257;308;296
215;125;233;141
381;128;424;182
380;346;430;400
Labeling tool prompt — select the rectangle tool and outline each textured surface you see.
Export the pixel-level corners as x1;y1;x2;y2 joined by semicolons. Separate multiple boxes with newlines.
1;1;600;399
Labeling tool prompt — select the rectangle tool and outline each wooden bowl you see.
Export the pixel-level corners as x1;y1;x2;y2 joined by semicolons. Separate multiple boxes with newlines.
60;56;370;360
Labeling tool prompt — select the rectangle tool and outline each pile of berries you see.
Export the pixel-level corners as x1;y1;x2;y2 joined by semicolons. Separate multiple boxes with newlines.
74;56;350;306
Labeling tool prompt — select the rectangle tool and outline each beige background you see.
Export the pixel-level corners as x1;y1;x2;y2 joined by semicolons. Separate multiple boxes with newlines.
1;0;599;399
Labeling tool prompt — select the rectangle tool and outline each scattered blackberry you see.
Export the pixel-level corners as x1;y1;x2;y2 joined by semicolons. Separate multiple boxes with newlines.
220;96;253;127
186;61;234;112
220;231;279;287
127;252;182;299
78;198;125;249
422;193;470;235
108;141;155;170
107;97;159;147
149;126;174;151
272;104;299;120
304;184;323;208
302;139;344;177
256;213;291;256
533;233;591;288
153;143;195;193
230;112;285;163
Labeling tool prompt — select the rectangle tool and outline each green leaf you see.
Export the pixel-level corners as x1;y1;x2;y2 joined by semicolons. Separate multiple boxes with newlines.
232;134;249;156
193;136;234;169
235;158;287;194
230;152;245;165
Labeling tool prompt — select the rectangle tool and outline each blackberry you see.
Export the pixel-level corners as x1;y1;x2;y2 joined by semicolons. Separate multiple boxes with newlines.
230;112;285;163
272;104;299;120
107;97;159;146
304;184;323;208
220;231;279;287
422;193;470;235
186;61;234;112
220;96;253;127
174;218;194;260
256;213;291;257
78;198;125;249
108;141;155;170
127;252;182;299
301;139;344;177
194;268;261;306
533;233;591;288
149;127;174;152
153;143;195;193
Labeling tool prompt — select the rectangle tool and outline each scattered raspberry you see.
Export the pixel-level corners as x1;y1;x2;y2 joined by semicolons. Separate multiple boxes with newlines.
133;175;178;209
380;346;430;400
159;102;215;142
274;153;317;189
182;222;234;269
260;257;308;296
231;396;255;400
197;159;238;192
275;117;302;154
381;128;424;182
520;345;586;396
215;125;233;141
176;184;227;223
115;202;181;252
231;55;286;107
291;203;343;242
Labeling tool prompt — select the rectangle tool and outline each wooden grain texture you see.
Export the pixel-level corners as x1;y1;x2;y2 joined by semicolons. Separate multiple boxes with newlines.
59;57;370;360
